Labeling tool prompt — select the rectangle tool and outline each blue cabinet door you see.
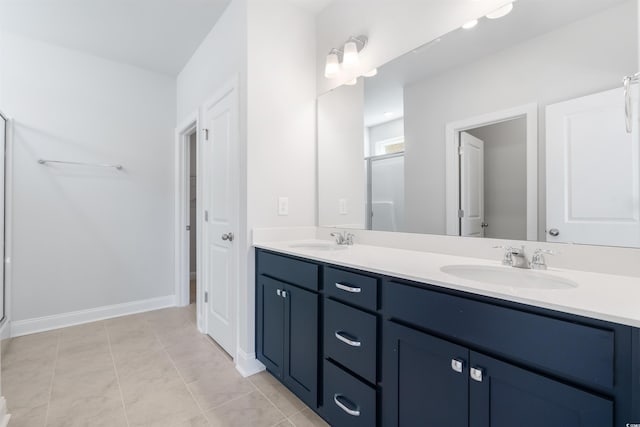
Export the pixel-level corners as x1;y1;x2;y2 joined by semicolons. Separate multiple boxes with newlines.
283;283;319;408
469;351;613;427
256;275;285;378
383;321;469;427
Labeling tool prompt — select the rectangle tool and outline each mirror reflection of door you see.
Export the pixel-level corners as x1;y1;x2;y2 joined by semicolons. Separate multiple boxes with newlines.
459;132;485;237
459;118;527;240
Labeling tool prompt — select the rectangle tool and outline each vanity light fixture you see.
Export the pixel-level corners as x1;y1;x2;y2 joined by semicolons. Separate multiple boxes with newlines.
342;36;368;69
324;35;368;78
486;2;514;19
324;48;341;79
363;68;378;77
462;19;479;30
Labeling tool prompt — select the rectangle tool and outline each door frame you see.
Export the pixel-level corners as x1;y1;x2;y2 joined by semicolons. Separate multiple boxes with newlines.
174;111;203;330
0;110;12;339
445;103;538;240
200;76;240;358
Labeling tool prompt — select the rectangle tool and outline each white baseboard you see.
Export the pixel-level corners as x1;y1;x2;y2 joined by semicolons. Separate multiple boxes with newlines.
235;348;265;378
0;320;10;340
10;295;176;337
0;397;10;427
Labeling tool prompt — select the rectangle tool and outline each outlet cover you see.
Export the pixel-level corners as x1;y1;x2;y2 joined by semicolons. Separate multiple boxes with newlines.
339;198;348;215
278;197;289;216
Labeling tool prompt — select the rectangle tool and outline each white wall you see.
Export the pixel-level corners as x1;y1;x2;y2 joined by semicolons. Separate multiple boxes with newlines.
0;32;176;321
244;0;317;361
315;0;510;93
176;0;317;369
368;118;404;155
468;119;527;240
318;81;365;228
403;2;636;237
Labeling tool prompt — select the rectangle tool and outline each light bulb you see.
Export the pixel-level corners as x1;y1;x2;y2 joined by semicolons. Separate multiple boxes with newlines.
324;50;340;79
486;3;513;19
363;68;378;77
342;40;359;69
462;19;478;30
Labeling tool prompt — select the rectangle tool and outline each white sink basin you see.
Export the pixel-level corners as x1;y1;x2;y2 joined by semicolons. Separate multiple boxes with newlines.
289;242;349;251
440;265;578;290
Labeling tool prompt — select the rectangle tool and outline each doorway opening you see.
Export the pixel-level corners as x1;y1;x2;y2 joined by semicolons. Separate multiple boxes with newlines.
458;118;527;240
445;104;538;240
188;132;197;305
175;113;202;331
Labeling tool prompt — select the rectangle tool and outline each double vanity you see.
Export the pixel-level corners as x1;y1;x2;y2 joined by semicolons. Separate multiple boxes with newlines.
255;239;640;427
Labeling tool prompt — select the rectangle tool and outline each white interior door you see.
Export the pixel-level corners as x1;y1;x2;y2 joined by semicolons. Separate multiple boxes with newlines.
202;86;238;357
546;88;640;247
460;132;485;237
0;115;5;322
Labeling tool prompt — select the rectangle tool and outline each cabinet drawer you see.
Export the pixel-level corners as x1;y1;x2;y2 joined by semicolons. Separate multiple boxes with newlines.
384;281;614;390
325;267;377;310
257;251;318;291
324;299;377;383
324;360;376;427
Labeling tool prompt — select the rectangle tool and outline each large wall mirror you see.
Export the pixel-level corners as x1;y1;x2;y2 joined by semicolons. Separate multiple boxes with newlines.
318;0;640;248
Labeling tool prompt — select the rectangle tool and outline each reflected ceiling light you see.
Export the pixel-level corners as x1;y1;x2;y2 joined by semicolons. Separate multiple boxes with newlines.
462;19;478;30
342;36;368;69
363;68;378;77
486;2;513;19
384;112;395;118
345;78;359;86
324;48;341;79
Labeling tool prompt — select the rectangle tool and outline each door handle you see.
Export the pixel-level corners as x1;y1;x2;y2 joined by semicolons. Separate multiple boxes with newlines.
335;283;361;293
335;331;361;347
548;228;560;237
221;232;234;242
333;394;360;417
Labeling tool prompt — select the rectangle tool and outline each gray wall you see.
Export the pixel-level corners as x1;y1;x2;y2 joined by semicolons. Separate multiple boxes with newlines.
404;1;637;239
468;118;527;240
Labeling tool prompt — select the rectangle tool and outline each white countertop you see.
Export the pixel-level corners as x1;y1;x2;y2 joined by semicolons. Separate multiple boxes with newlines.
255;240;640;328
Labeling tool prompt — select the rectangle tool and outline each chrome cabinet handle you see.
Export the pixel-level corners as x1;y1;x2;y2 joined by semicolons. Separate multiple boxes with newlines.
276;289;281;297
451;358;464;373
335;331;361;347
281;290;287;298
333;394;360;417
470;367;484;382
335;283;361;293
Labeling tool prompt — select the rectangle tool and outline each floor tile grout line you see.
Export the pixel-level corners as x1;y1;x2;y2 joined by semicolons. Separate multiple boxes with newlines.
161;339;212;424
252;381;291;426
42;330;61;427
105;322;132;427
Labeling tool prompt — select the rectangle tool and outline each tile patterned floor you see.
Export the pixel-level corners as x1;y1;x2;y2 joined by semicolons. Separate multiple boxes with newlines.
1;305;329;427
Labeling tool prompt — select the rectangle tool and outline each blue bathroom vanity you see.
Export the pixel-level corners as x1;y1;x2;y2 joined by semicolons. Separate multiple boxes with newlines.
255;247;640;427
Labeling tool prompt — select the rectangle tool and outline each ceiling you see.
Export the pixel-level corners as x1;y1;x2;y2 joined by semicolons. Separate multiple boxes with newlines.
0;0;232;75
363;0;632;127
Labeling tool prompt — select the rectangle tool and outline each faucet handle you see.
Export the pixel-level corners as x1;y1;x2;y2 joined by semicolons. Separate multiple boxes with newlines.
531;248;556;270
493;245;514;266
345;233;355;245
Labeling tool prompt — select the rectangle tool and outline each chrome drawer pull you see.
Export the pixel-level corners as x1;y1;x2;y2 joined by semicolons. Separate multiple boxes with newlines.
335;331;362;347
451;358;464;373
333;394;360;417
470;367;484;382
335;282;361;293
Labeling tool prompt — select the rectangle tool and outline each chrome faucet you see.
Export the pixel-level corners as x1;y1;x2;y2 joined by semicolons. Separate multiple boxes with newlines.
495;245;556;270
331;231;355;246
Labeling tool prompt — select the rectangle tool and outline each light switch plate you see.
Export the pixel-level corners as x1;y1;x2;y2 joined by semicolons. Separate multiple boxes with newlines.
339;198;348;215
278;197;289;216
